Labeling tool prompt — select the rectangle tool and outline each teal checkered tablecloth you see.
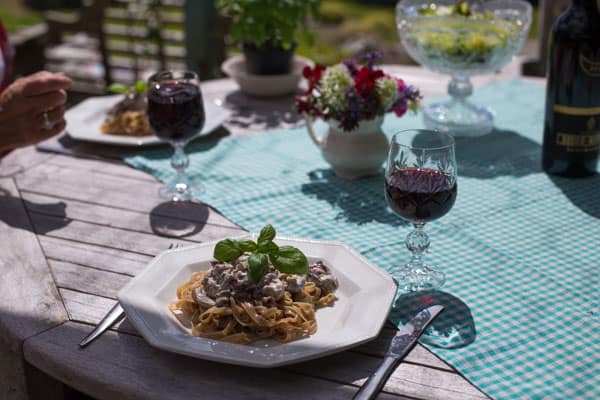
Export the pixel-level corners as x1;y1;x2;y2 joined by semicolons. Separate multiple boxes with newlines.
126;80;599;399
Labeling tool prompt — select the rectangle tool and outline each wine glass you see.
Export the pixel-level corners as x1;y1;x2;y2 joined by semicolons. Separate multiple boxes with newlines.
396;0;532;136
385;129;457;291
147;71;206;202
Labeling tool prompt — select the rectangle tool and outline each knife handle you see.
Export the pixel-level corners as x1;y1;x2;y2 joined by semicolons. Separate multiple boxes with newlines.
353;355;399;400
79;303;125;348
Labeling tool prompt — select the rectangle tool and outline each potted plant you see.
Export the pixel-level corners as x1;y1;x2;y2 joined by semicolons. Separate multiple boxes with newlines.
296;53;421;179
217;0;319;75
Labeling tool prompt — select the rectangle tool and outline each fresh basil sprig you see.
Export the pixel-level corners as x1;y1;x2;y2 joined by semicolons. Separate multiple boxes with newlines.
213;224;308;284
108;80;148;95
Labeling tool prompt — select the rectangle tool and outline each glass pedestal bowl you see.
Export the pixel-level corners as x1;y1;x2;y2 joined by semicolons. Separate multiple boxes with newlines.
396;0;532;136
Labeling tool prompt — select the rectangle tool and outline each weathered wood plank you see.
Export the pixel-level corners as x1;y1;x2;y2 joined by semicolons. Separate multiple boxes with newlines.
0;178;67;400
287;352;489;400
31;213;192;255
23;322;408;400
0;147;56;177
22;192;244;243
39;236;152;276
59;289;137;335
16;163;240;229
51;260;131;299
46;154;158;182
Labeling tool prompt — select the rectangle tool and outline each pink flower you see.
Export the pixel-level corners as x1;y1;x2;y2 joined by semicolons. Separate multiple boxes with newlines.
396;78;407;92
354;67;384;95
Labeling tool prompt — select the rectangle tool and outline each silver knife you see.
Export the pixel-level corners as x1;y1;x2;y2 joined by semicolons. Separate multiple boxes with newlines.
353;305;444;400
79;303;125;347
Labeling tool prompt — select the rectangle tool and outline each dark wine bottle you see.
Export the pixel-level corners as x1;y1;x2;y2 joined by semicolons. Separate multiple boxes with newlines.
542;0;600;177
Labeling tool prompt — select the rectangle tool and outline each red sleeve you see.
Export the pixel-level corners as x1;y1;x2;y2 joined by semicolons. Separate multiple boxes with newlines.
0;18;14;93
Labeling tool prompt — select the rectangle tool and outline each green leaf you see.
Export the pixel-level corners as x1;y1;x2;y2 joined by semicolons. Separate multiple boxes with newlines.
213;239;243;262
237;239;257;252
257;240;279;254
248;253;269;284
271;246;308;275
134;81;148;93
257;224;276;243
108;83;130;94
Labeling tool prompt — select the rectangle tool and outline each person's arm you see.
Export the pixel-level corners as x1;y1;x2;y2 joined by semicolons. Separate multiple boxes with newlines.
0;71;72;153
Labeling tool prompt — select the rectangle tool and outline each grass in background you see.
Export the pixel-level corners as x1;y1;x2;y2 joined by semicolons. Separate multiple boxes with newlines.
0;0;43;32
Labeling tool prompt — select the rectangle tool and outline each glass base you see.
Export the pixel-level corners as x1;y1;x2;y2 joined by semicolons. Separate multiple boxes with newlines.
159;177;204;202
394;263;445;292
423;100;494;137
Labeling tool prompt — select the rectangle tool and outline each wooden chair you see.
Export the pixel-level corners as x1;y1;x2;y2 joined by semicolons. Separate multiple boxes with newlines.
522;0;570;77
44;0;226;101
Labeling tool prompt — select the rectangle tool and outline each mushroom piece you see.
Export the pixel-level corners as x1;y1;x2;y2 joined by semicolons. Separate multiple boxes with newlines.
192;288;216;308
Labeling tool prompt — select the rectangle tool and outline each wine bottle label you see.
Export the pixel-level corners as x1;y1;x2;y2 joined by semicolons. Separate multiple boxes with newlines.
553;108;600;153
579;54;600;78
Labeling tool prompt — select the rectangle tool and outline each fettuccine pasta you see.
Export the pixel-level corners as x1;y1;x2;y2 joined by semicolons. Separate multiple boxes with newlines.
169;259;338;344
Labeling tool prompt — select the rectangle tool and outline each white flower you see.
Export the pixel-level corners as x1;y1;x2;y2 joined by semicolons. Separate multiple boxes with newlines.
375;76;398;111
319;65;353;114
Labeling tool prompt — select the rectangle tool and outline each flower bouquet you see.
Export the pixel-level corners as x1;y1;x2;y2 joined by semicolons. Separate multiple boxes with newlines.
296;54;421;179
296;53;421;132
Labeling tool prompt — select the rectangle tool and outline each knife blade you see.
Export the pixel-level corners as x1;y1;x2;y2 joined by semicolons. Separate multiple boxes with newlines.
79;303;125;348
353;305;444;400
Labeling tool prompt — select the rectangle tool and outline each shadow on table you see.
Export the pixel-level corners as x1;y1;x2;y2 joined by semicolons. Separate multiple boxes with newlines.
149;202;209;238
0;188;70;234
301;169;407;227
549;174;600;219
455;129;541;179
37;126;230;161
224;91;303;131
390;290;476;349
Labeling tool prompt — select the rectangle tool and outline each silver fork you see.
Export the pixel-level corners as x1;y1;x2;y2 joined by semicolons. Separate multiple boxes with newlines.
79;243;181;347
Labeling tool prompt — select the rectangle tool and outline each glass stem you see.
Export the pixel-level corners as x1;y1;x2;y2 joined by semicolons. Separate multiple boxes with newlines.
171;141;189;183
406;222;430;270
448;76;473;103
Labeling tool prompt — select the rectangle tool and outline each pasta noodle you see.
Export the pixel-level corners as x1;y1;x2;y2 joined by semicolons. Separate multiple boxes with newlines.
101;110;151;136
169;264;337;344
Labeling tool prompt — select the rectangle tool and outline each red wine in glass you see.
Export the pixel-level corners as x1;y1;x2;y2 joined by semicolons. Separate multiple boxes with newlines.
385;129;457;292
147;81;205;142
385;168;457;222
147;70;205;202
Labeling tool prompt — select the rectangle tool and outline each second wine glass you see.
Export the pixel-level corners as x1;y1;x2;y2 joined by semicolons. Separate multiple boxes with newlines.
385;129;457;291
147;70;205;202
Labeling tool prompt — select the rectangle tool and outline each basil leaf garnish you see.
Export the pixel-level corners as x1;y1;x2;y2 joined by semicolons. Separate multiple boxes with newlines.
107;83;129;94
257;224;276;243
213;239;243;262
257;240;278;254
271;246;308;274
248;253;269;284
238;239;257;252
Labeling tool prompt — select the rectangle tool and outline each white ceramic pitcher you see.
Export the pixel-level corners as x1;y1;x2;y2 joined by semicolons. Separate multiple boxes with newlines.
306;115;389;179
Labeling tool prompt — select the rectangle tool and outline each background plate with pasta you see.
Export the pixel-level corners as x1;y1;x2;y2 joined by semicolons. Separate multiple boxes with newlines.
117;234;397;367
65;94;230;146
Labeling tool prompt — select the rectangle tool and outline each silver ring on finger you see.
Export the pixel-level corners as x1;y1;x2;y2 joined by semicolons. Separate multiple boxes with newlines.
42;111;54;131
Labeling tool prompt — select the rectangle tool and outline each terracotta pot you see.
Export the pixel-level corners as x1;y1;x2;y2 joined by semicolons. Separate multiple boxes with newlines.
306;115;389;179
243;42;296;75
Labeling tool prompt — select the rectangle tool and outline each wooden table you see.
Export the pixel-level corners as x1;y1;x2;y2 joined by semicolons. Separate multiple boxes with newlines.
0;62;542;400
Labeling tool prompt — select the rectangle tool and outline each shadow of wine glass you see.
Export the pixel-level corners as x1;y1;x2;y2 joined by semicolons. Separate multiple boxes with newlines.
390;290;476;349
0;188;70;234
300;168;407;226
454;129;541;179
149;201;209;238
549;173;600;219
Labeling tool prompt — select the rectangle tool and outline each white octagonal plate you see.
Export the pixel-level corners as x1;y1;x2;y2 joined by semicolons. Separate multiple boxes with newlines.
65;94;230;146
118;234;397;367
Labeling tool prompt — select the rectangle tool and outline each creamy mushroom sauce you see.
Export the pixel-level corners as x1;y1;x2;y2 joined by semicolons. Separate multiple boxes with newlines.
200;256;339;307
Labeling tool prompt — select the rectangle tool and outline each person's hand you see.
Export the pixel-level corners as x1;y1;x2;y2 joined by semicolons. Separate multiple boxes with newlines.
0;71;72;152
